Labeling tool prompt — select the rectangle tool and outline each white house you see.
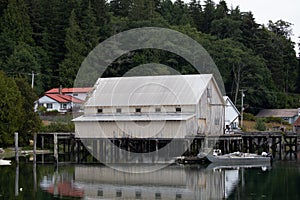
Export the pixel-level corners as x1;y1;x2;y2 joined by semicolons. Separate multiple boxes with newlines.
223;96;240;132
36;87;92;112
73;74;225;139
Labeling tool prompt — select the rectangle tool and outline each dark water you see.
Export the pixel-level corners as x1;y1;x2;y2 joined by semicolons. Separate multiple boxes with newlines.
0;159;299;200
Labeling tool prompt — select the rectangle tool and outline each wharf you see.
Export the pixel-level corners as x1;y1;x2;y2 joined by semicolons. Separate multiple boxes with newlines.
35;131;298;164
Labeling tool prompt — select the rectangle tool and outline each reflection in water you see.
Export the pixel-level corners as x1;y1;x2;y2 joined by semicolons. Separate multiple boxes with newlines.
39;167;84;198
2;160;300;199
38;164;269;200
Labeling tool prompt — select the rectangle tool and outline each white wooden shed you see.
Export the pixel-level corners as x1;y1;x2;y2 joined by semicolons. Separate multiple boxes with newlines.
223;96;240;132
73;74;225;139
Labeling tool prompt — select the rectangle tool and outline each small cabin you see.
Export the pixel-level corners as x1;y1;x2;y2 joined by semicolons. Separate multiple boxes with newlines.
256;109;300;124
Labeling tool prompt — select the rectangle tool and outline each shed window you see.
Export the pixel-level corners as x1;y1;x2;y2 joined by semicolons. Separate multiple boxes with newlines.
155;192;161;199
97;189;103;196
136;108;141;113
214;118;220;125
176;193;182;199
46;103;53;109
176;107;181;112
207;88;212;98
135;191;142;199
116;190;122;197
116;108;122;113
97;108;103;113
155;108;161;113
73;93;78;96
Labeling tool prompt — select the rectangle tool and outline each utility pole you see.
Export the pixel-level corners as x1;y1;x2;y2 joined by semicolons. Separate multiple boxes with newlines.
240;89;245;128
31;71;35;88
29;71;39;89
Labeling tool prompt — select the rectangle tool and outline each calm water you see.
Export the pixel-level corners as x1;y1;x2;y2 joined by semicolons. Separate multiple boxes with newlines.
0;159;299;200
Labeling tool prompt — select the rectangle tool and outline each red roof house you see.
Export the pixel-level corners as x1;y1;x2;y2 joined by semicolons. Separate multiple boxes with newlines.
35;87;92;112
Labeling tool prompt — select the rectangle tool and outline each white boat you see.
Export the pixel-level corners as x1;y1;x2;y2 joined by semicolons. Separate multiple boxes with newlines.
0;159;11;166
206;151;271;164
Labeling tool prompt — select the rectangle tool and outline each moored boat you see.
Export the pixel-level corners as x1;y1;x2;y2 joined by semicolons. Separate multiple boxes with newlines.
206;151;271;164
0;159;11;166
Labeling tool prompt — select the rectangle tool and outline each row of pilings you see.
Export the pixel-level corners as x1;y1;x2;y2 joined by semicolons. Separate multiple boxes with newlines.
36;132;299;164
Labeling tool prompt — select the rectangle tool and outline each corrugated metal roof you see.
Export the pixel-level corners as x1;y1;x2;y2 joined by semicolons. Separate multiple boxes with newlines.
86;74;214;107
46;94;83;103
256;109;298;118
46;87;92;94
73;113;195;122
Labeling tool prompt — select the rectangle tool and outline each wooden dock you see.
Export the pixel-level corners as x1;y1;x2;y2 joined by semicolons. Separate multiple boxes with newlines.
36;131;299;164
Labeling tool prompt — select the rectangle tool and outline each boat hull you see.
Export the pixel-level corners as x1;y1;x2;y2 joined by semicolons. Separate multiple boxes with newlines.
206;154;271;164
0;159;11;166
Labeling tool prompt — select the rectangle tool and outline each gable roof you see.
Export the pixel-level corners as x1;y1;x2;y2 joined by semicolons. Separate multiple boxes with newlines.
223;96;240;115
256;109;298;118
86;74;222;107
293;116;300;126
46;87;92;94
46;94;83;103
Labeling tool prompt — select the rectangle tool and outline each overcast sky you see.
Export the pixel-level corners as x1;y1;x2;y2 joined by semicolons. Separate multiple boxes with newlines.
183;0;300;55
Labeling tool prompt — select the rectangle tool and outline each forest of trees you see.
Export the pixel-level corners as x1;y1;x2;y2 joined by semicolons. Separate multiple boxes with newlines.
0;0;299;145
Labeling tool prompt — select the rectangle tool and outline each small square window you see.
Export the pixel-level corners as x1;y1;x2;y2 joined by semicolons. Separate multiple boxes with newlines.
176;107;181;112
97;108;103;113
176;193;182;199
97;189;103;196
135;191;142;199
155;192;161;199
136;108;141;113
116;190;122;197
155;108;161;113
73;93;78;96
46;103;52;109
116;108;122;113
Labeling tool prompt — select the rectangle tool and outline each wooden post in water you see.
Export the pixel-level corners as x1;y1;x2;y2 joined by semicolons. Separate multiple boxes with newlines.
15;163;19;197
54;133;58;165
33;133;37;164
15;132;19;164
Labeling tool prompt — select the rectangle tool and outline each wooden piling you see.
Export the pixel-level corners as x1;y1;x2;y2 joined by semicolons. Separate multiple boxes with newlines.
54;133;58;165
33;133;37;164
14;132;19;164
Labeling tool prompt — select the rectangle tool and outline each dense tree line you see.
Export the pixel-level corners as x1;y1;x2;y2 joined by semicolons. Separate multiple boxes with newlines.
0;0;299;120
0;71;40;146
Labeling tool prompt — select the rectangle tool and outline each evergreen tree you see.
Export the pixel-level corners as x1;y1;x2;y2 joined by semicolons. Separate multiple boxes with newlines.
0;0;33;63
0;0;7;17
39;0;75;89
3;43;44;94
0;71;24;147
79;0;99;55
109;0;132;17
91;0;111;41
201;0;215;33
59;10;85;87
188;0;202;30
239;12;259;50
14;77;41;146
214;0;228;19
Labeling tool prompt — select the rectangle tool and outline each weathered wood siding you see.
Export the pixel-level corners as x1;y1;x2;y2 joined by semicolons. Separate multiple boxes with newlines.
75;121;188;139
197;81;224;135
